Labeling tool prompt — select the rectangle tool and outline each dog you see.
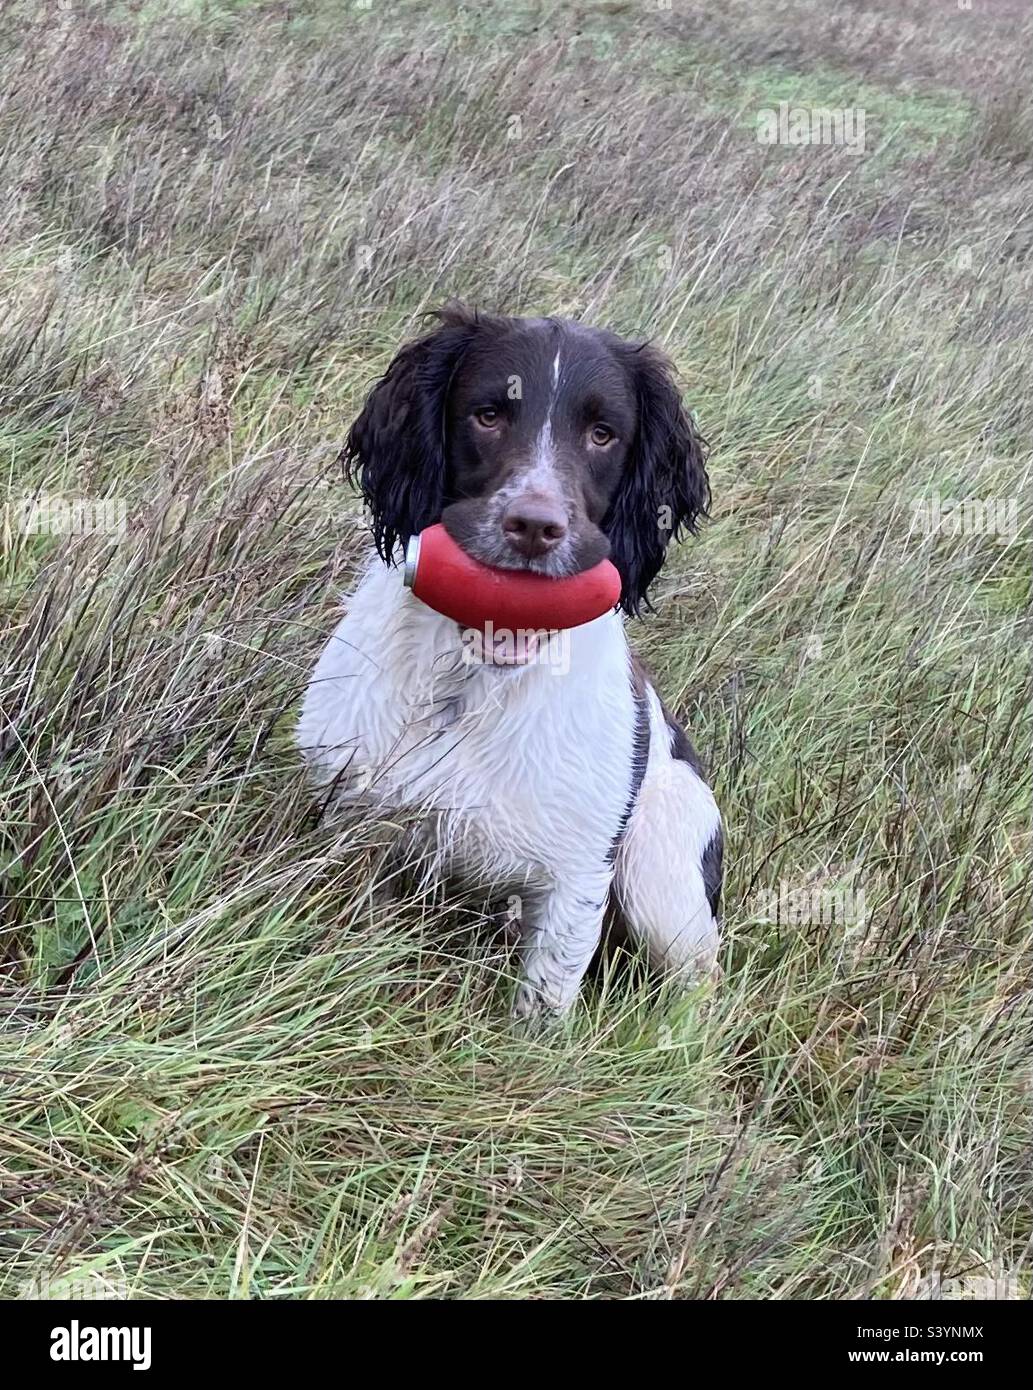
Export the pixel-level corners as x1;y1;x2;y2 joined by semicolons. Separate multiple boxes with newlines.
297;303;723;1021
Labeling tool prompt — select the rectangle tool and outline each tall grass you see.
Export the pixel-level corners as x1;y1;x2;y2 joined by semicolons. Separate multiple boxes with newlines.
1;0;1030;1298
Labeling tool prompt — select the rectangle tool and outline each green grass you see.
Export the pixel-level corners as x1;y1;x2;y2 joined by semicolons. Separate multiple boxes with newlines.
1;0;1031;1299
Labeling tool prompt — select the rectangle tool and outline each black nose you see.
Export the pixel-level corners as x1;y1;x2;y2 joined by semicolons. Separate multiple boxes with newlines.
501;496;569;560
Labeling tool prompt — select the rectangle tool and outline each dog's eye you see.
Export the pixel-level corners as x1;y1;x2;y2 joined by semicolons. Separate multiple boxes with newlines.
473;408;501;429
589;424;616;447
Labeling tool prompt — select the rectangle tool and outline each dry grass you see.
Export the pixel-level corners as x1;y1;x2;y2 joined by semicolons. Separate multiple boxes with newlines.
1;0;1030;1299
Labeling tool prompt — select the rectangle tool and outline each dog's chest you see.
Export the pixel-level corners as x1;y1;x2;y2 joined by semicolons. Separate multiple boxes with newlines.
395;678;629;870
298;564;637;878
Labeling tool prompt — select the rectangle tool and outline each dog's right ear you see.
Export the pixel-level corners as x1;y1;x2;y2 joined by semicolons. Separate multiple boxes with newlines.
343;302;481;564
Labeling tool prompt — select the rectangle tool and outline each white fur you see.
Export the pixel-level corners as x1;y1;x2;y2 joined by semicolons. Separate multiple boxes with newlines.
613;688;722;974
297;558;722;1017
525;419;560;495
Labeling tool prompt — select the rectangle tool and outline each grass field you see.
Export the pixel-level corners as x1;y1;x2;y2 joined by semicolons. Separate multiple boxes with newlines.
1;0;1031;1299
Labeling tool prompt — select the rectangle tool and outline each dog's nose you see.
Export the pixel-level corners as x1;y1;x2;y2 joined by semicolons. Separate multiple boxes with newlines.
502;496;569;560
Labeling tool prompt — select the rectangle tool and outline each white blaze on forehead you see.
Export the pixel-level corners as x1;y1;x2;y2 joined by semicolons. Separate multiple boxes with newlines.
509;345;564;496
497;341;564;500
524;417;559;492
500;343;564;500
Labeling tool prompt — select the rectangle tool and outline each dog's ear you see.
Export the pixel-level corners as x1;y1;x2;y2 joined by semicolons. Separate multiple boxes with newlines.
343;302;481;563
604;341;710;616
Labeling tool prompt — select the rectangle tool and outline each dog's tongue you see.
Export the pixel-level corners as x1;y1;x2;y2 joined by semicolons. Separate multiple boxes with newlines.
492;629;539;665
461;627;544;666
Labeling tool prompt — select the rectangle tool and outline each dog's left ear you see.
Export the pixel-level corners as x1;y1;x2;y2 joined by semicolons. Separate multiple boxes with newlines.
604;342;710;616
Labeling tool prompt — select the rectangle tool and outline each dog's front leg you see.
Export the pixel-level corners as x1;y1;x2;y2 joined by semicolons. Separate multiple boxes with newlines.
511;868;611;1022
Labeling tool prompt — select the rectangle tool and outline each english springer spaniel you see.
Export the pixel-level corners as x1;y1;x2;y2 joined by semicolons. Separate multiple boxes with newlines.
298;303;723;1021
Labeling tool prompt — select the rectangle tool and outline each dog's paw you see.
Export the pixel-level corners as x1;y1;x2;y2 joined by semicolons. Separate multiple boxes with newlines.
510;982;566;1033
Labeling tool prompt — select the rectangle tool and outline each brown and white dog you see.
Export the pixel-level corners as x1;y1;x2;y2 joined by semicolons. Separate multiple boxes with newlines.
298;304;723;1020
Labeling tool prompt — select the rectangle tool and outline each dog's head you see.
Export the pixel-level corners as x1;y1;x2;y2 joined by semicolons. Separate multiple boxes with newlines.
344;302;709;615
